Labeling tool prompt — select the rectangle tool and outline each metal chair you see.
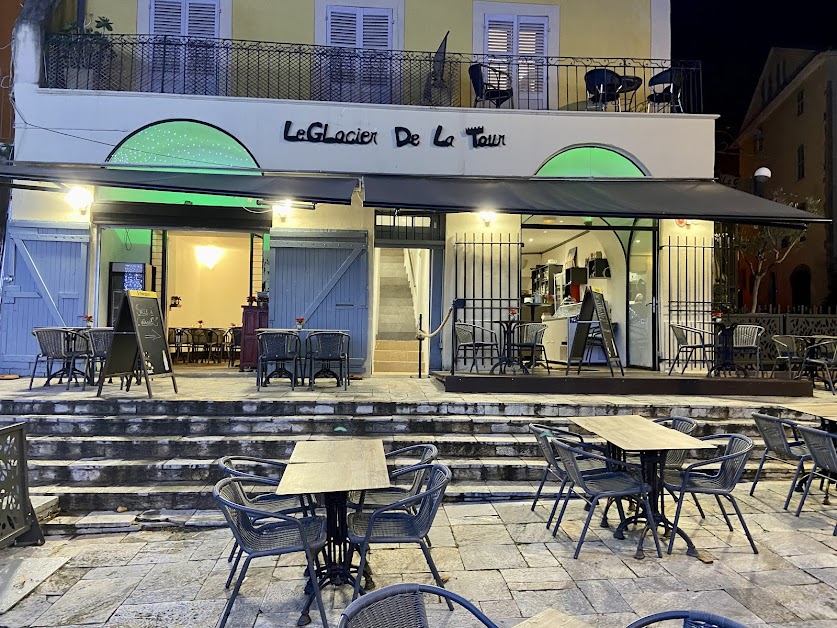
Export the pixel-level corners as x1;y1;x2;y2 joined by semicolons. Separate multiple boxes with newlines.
454;323;499;373
668;324;713;375
511;323;550;373
256;331;302;390
84;327;113;387
584;68;623;110
167;327;181;361
798;337;837;394
213;477;329;628
750;413;811;510
189;328;209;362
664;434;757;555
794;425;837;534
627;610;748;628
306;331;351;390
551;439;662;559
645;68;685;113
770;335;806;378
227;327;242;367
179;328;193;362
654;417;698;470
337;583;499;628
348;444;439;511
206;328;226;363
468;63;513;108
347;464;452;604
29;328;88;391
732;324;765;374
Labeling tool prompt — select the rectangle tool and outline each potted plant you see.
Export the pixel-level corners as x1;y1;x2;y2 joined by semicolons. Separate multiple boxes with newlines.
81;314;94;328
295;317;305;330
246;295;257;306
56;16;116;90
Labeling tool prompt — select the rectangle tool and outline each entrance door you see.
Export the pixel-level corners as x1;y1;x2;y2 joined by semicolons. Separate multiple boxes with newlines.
270;230;368;373
627;230;656;368
0;226;89;372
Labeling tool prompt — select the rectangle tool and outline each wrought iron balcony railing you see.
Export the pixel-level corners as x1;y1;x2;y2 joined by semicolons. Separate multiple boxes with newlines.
42;33;703;113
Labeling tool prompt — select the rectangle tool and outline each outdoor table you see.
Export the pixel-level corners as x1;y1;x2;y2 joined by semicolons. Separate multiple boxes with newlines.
707;322;746;377
256;328;349;386
568;415;717;561
619;74;643;110
489;319;526;374
277;438;389;626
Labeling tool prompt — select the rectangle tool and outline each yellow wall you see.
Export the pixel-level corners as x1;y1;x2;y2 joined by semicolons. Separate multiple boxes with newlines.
232;0;314;43
87;0;138;34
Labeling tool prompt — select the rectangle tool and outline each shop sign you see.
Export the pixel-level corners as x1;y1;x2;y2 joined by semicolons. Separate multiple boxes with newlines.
283;121;506;150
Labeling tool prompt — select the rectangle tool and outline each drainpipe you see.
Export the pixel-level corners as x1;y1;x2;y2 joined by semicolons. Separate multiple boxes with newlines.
76;0;86;29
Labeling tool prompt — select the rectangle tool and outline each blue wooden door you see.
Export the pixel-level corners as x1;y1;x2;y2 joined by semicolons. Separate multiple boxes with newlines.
270;230;368;373
0;226;90;374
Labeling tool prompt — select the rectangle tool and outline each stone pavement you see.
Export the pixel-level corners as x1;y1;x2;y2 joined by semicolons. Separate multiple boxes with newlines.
2;479;836;628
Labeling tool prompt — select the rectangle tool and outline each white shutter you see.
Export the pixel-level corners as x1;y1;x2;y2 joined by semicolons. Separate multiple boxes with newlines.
360;9;391;50
516;16;547;109
485;16;514;56
327;7;360;47
151;0;184;35
186;0;219;37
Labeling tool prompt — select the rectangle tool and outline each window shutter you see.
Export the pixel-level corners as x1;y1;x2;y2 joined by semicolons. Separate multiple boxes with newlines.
517;16;546;57
327;6;360;47
151;0;184;35
360;9;391;50
186;0;219;37
516;16;547;102
485;16;514;55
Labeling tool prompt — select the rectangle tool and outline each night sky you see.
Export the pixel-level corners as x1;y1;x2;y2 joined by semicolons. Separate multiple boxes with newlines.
672;1;837;139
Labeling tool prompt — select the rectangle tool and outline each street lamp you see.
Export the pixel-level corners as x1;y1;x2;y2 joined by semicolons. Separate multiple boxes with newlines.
753;167;771;198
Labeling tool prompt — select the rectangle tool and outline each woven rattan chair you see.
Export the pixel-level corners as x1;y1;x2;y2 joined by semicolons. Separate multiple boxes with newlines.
29;328;89;391
771;335;806;378
627;610;748;628
664;434;757;554
512;323;550;372
668;324;713;375
654;417;698;470
794;426;837;536
732;324;765;374
257;331;302;390
84;327;113;387
213;477;329;628
337;583;499;628
227;327;242;367
347;464;451;604
306;331;351;390
799;337;837;394
348;444;439;511
454;323;499;373
750;413;811;510
552;439;662;559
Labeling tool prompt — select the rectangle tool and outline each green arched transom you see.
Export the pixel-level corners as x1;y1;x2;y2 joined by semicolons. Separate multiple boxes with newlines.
535;146;645;178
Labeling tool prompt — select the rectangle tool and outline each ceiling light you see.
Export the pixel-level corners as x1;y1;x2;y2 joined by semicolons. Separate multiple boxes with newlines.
528;238;534;242
195;245;223;269
477;210;497;226
65;186;93;214
272;199;293;221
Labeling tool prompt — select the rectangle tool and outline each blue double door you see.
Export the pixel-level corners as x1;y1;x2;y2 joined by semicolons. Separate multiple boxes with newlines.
269;230;369;373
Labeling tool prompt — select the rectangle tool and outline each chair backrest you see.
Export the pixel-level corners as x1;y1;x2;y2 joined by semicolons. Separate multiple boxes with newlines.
584;68;622;95
218;455;287;482
411;464;451;537
167;328;178;345
704;434;754;490
337;583;499;628
654;417;697;468
213;477;262;550
231;327;243;345
528;423;583;472
33;328;69;359
307;332;349;360
752;413;801;457
85;328;113;358
259;331;301;361
517;323;547;345
468;63;486;97
813;337;837;364
648;68;673;88
732;325;764;348
798;425;837;474
669;324;690;348
550;438;611;494
626;609;748;628
454;323;475;346
191;328;208;344
392;444;439;495
771;335;803;358
181;328;193;344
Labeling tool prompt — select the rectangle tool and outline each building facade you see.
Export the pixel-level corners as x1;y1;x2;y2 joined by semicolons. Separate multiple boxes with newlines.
2;0;734;377
737;48;837;310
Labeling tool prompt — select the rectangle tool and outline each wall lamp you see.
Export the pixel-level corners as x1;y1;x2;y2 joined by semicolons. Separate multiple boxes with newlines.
477;210;497;226
65;185;94;216
272;198;293;222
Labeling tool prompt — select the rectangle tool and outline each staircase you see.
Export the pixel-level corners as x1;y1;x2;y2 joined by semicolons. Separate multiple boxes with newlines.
374;249;418;373
0;400;816;516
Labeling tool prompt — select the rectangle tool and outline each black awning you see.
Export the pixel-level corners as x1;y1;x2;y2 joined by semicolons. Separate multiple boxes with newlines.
0;163;358;205
363;176;828;225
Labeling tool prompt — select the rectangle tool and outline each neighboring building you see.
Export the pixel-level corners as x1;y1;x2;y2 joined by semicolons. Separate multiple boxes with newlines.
0;0;812;377
0;1;21;260
737;47;836;310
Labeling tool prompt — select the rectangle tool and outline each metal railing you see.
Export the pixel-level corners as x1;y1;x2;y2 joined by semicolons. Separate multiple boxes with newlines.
0;422;44;549
42;33;703;113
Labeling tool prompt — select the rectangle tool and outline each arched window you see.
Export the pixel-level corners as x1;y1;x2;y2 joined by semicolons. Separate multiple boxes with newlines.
535;146;646;178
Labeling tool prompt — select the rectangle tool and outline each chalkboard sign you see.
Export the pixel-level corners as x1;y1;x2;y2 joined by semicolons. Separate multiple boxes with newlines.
566;288;624;377
97;290;177;398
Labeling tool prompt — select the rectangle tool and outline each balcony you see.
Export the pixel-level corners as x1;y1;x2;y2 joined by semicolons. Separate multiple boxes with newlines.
42;33;703;114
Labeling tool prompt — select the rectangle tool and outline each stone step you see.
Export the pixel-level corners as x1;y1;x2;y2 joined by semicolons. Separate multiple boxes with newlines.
30;494;60;521
375;340;416;350
373;361;418;373
376;331;418;341
375;349;420;361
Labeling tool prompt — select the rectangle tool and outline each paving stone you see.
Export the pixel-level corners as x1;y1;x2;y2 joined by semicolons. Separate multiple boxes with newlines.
762;583;837;621
31;577;141;626
553;553;635;581
29;567;87;597
128;540;201;564
452;524;514;545
725;586;802;623
500;567;574;591
195;566;274;602
127;559;216;604
512;588;595;618
506;523;559;544
459;544;526;571
442;570;512;602
0;594;53;627
0;558;70;613
576;580;632;614
82;564;155;581
740;568;821;587
65;543;145;568
105;599;228;628
445;503;501;526
621;590;763;625
784;553;837;569
518;543;560;568
661;558;755;591
366;547;464;574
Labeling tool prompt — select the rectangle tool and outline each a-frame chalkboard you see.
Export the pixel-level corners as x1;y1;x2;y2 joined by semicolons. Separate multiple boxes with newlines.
566;287;624;377
97;290;177;398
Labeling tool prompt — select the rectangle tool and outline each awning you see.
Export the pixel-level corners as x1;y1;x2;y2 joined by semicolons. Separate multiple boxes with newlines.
363;176;828;225
0;163;358;205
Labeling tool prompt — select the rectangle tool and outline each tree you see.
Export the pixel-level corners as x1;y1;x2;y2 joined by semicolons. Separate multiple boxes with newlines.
736;189;823;312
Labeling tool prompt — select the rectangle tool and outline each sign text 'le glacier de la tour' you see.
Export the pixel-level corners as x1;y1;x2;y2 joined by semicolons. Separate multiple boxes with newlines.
282;121;506;149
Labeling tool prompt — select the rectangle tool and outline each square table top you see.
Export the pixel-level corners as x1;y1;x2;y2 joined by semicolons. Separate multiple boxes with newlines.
568;415;717;453
278;438;390;495
780;402;837;421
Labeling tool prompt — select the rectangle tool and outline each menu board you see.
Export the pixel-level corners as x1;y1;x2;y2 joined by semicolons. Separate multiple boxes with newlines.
590;288;620;367
567;288;623;376
97;290;177;398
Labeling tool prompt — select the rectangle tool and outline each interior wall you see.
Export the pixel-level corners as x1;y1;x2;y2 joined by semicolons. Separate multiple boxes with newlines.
96;228;152;323
166;231;250;329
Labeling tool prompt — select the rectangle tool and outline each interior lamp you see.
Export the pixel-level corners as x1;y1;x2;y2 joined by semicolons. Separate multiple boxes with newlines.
477;210;497;226
195;245;223;270
65;186;94;215
272;199;293;222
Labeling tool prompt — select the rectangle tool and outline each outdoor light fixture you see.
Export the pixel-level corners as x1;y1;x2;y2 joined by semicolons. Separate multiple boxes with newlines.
753;167;772;199
272;199;293;222
65;186;93;215
477;210;497;226
195;245;223;270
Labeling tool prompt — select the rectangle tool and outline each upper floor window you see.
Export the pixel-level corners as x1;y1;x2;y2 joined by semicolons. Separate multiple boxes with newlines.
754;132;764;153
326;5;393;50
797;144;805;180
484;14;548;110
797;89;805;116
151;0;219;37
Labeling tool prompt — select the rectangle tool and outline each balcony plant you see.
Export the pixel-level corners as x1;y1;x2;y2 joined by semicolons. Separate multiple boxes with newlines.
56;16;116;89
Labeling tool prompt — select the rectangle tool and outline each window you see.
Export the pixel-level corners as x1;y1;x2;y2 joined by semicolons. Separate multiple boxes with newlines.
754;132;764;153
148;0;221;94
322;5;393;103
484;14;548;109
797;144;805;180
797;89;805;116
